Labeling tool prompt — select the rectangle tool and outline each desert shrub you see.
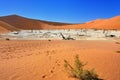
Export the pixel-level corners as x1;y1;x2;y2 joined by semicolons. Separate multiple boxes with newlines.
64;55;103;80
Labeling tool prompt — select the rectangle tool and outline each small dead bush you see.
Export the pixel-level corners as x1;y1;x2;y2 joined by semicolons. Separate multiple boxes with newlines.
64;55;103;80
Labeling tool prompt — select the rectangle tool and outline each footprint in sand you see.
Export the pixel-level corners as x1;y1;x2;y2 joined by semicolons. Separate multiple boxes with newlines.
55;60;61;66
50;70;54;73
42;74;47;78
49;66;56;74
9;74;20;80
36;52;41;55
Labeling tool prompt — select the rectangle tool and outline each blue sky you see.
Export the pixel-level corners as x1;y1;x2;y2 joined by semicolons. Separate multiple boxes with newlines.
0;0;120;23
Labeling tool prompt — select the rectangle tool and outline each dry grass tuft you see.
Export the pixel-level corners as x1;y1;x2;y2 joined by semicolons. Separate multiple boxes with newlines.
64;55;103;80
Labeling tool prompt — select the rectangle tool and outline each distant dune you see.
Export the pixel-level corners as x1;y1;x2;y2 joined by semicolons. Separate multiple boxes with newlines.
58;16;120;29
0;15;71;30
0;20;19;33
0;26;9;33
83;16;120;29
0;15;120;33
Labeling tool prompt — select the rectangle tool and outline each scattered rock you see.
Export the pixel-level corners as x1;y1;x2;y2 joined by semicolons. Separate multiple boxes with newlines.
116;51;120;53
6;38;10;41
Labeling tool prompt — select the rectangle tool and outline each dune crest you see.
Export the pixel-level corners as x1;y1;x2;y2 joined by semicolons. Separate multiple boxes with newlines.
0;15;120;33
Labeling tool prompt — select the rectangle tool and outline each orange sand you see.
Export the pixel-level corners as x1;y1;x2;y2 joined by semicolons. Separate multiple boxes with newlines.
0;40;120;80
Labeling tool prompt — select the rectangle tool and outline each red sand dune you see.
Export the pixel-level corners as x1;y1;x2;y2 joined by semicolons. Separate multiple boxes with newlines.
0;26;9;33
0;15;120;32
0;15;71;30
0;40;120;80
0;20;19;33
57;16;120;29
83;16;120;29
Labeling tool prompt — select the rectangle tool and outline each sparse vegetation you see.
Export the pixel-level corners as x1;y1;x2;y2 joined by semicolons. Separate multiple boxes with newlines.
64;55;103;80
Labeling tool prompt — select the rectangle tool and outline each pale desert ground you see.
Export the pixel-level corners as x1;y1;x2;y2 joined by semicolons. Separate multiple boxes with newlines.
0;40;120;80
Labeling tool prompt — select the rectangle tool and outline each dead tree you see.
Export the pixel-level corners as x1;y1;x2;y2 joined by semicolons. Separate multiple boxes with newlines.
60;33;75;40
60;33;66;40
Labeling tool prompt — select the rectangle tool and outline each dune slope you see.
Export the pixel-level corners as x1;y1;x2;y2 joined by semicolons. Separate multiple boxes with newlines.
0;40;120;80
0;20;19;33
0;15;71;30
0;26;9;33
58;16;120;30
83;16;120;29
